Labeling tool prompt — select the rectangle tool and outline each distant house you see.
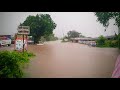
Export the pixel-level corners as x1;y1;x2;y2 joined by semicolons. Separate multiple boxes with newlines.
70;35;116;47
70;37;97;47
70;37;97;43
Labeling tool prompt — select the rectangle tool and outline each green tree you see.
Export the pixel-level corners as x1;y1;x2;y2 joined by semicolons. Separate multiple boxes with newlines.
79;34;85;38
67;30;80;38
21;14;56;44
96;35;106;47
44;34;55;41
67;30;85;40
94;12;120;48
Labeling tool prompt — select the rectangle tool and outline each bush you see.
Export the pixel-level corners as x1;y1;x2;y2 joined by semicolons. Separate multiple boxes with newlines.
104;40;111;47
0;51;35;78
118;34;120;49
111;40;118;47
96;35;118;48
96;35;106;47
104;40;118;48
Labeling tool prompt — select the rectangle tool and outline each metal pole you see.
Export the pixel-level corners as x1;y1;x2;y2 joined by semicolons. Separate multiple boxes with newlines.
26;35;27;51
23;34;24;53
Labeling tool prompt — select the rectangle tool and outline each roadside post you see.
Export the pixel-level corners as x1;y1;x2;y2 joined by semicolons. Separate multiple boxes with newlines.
14;26;30;53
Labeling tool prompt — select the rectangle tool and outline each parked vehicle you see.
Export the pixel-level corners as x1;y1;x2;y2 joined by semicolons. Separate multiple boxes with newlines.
0;35;11;46
27;40;34;44
92;42;96;47
90;41;96;47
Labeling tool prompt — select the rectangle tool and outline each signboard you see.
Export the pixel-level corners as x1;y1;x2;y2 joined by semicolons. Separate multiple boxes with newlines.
17;26;30;35
15;39;27;51
14;26;30;52
14;34;27;51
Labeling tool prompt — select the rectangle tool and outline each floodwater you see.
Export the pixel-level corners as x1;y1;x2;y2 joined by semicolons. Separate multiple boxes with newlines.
24;40;119;78
0;45;14;51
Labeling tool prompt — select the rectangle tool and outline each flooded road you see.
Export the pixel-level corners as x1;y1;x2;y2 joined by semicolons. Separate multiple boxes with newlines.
25;40;119;78
0;45;14;51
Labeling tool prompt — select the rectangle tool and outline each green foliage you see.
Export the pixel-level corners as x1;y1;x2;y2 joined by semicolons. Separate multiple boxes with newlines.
23;51;35;58
0;51;35;78
96;35;118;48
104;40;111;47
44;34;58;41
95;12;120;49
67;30;80;38
104;40;118;47
95;12;120;28
96;35;106;47
21;14;57;44
67;30;85;39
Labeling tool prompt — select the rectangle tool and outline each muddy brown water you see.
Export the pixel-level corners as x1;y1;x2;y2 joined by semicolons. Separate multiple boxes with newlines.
22;40;119;78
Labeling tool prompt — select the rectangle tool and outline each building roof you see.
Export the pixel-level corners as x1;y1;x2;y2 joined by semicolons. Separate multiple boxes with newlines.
71;35;116;41
71;37;97;41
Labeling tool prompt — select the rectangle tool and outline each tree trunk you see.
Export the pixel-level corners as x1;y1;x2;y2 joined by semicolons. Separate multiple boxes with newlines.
33;36;40;44
33;37;37;44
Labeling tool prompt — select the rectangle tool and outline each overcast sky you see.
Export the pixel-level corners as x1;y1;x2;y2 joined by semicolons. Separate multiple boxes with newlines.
0;12;118;38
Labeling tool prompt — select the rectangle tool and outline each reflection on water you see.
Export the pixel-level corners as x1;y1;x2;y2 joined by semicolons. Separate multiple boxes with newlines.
25;40;119;78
